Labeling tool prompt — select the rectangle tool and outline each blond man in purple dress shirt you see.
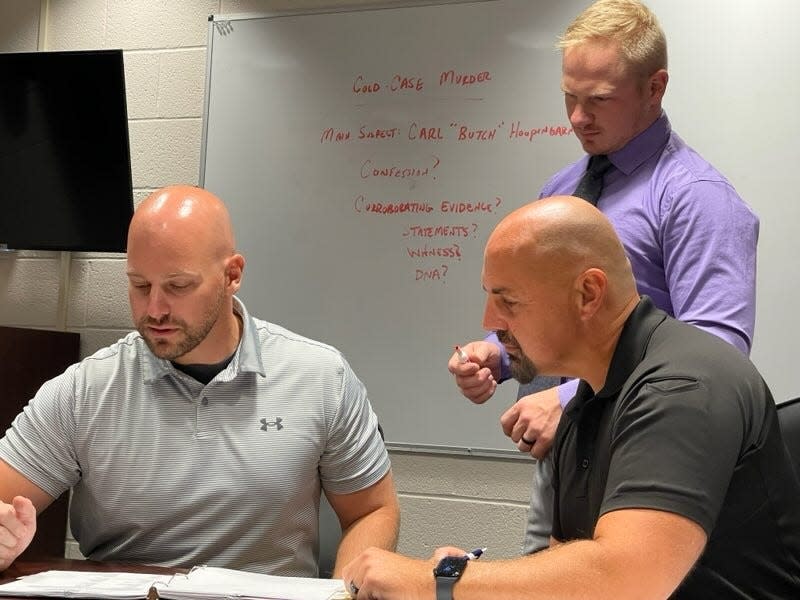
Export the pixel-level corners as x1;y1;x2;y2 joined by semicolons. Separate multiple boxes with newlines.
448;0;758;554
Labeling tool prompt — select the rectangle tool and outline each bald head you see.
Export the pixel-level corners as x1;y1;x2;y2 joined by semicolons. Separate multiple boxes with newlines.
128;185;236;262
485;195;636;307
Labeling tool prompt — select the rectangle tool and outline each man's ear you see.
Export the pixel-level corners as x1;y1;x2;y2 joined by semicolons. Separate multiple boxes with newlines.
225;254;245;294
575;268;607;320
649;69;668;106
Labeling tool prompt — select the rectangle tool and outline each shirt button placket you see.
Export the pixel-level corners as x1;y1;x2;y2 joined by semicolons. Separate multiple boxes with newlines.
197;396;212;437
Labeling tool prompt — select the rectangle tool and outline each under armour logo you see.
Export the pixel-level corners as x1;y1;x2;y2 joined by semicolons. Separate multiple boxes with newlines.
260;417;283;431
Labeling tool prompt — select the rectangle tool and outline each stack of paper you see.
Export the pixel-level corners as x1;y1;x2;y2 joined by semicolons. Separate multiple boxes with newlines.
0;566;351;600
152;567;350;600
0;571;171;599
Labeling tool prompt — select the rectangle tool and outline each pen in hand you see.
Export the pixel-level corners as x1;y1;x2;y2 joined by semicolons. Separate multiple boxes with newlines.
454;345;469;364
465;547;487;560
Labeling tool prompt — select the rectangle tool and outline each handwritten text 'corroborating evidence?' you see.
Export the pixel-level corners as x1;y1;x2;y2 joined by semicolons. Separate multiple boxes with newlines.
320;69;573;283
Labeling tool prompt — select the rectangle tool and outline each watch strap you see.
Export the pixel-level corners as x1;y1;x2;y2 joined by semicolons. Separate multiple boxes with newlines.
435;576;457;600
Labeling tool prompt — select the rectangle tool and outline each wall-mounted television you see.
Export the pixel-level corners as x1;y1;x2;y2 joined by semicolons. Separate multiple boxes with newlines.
0;49;133;252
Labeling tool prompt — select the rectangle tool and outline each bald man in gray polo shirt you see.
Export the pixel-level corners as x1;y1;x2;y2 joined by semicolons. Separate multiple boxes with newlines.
0;185;399;576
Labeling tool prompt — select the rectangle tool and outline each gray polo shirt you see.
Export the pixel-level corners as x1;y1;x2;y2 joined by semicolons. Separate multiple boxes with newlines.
0;298;390;576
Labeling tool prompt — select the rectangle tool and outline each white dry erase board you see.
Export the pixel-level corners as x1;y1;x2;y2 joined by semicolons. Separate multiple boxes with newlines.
200;0;800;454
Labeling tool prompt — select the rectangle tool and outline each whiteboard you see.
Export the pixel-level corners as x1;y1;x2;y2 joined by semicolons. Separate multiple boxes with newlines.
200;0;800;453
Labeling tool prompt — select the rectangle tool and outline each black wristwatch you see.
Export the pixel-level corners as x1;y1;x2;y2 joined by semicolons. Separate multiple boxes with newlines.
433;555;469;600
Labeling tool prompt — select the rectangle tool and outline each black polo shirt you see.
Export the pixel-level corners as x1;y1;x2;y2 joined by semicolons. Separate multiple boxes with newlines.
552;297;800;598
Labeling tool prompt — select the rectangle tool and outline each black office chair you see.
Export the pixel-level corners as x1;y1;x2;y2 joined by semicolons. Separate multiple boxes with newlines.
776;397;800;478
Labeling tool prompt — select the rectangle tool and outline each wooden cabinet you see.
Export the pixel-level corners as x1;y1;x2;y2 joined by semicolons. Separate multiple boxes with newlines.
0;326;79;559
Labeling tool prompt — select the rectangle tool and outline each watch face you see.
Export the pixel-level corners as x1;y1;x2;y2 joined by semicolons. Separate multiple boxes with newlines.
434;556;469;578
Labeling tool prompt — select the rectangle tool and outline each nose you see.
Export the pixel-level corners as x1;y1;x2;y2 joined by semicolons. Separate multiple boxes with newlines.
146;287;170;321
568;100;591;128
482;297;505;332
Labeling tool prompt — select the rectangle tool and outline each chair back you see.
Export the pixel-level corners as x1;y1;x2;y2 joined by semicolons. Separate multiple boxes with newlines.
776;397;800;478
0;326;78;560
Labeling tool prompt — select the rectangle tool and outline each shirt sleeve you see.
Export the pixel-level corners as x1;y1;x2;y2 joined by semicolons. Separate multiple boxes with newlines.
0;367;81;498
602;377;742;535
660;179;758;355
318;355;391;495
556;379;580;408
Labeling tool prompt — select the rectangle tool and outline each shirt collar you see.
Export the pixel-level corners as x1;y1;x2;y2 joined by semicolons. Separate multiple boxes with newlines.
226;296;267;378
567;296;668;418
141;296;265;383
607;111;671;176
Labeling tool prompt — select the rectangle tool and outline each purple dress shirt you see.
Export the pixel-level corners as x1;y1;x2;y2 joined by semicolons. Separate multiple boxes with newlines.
489;112;759;406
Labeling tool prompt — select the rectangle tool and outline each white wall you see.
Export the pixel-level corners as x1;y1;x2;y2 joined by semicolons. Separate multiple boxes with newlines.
0;0;532;561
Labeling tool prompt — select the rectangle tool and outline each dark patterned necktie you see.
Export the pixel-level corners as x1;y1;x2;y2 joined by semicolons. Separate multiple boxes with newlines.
572;154;612;205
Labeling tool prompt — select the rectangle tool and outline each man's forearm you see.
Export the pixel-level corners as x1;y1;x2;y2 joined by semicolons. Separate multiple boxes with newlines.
333;504;400;576
455;538;679;600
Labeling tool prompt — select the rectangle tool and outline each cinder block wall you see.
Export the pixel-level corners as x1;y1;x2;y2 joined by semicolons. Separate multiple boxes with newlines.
0;0;533;561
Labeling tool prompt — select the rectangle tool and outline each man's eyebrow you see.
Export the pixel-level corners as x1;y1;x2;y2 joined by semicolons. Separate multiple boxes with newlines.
125;271;199;279
488;286;511;294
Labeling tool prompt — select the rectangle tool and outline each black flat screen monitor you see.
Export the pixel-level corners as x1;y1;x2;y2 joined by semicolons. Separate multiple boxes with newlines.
0;49;133;252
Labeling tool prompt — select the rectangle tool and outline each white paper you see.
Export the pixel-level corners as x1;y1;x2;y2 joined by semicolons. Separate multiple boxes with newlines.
0;567;350;600
153;566;349;600
0;570;172;599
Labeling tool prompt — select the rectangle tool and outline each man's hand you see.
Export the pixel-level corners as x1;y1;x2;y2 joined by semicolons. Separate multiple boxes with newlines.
342;546;434;599
0;496;37;571
500;387;562;459
447;341;502;404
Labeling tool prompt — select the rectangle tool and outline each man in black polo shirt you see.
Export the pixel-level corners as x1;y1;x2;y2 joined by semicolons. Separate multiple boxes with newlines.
342;196;800;599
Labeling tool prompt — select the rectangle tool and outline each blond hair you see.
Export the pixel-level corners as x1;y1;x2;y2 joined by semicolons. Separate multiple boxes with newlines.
559;0;667;80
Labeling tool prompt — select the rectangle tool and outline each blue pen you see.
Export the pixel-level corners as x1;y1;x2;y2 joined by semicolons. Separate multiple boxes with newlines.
465;547;487;560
